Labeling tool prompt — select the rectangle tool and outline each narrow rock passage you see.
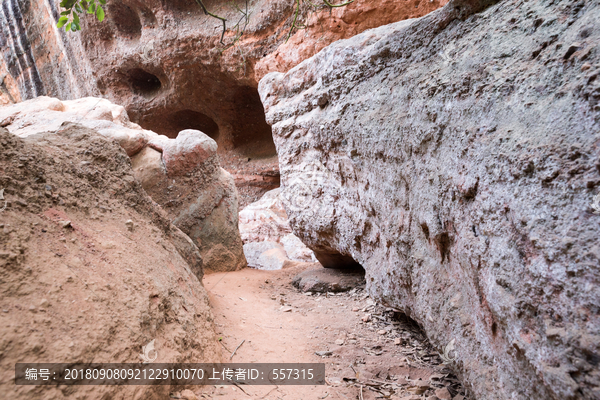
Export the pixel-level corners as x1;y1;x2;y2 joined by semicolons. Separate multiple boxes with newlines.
194;265;469;400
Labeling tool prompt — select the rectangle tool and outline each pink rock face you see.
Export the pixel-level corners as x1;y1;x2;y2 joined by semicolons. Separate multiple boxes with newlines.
239;189;317;267
162;129;218;176
0;126;219;400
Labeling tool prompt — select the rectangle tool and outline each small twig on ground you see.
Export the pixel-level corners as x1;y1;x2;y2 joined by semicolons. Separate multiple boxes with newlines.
336;391;349;400
369;378;400;386
230;380;250;396
255;324;282;329
219;340;232;353
230;339;246;360
359;385;364;400
259;386;279;399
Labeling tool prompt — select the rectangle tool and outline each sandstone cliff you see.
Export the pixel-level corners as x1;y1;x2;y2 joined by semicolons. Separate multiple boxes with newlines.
0;0;447;156
259;0;600;398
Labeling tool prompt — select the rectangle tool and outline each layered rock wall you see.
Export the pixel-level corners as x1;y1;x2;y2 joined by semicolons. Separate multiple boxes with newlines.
259;0;600;398
0;0;97;104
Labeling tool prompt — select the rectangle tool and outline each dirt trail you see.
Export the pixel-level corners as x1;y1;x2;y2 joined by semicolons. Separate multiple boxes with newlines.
192;265;469;400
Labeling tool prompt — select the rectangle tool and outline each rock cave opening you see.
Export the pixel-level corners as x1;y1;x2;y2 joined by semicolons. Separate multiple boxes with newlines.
144;109;220;140
229;85;277;158
128;69;162;98
313;249;365;272
107;2;142;39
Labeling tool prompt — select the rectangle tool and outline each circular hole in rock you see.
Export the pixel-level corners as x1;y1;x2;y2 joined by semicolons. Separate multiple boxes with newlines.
128;69;162;97
141;109;220;140
108;2;142;38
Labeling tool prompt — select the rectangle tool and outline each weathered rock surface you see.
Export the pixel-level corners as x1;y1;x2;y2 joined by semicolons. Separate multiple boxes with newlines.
0;125;220;399
0;0;447;138
0;96;246;272
0;0;98;105
292;267;365;293
239;188;317;269
243;241;285;269
0;0;447;204
280;233;317;263
239;188;292;243
260;1;600;399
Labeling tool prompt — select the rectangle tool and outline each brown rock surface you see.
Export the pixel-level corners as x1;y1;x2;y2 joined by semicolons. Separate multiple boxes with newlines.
0;125;220;399
259;0;600;398
0;0;98;103
254;0;449;79
0;96;246;272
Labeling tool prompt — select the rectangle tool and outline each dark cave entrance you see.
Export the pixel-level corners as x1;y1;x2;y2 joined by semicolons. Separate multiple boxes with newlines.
128;69;161;98
108;2;142;38
136;85;277;158
146;109;220;140
229;85;277;158
313;249;365;271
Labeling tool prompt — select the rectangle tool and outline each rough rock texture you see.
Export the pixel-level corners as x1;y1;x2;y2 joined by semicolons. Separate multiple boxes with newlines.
0;0;447;146
0;0;448;205
0;96;246;272
260;1;600;399
0;0;98;104
239;188;317;268
280;233;317;263
0;125;220;399
292;267;365;293
239;188;292;243
243;241;285;268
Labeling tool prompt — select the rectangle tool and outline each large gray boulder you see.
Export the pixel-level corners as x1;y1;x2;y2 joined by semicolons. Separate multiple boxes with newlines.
259;1;600;399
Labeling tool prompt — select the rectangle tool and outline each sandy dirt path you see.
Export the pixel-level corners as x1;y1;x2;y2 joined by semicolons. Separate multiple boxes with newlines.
191;265;468;400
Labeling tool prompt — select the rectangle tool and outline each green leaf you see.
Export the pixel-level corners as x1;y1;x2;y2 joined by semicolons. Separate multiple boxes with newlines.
60;0;77;8
73;12;80;24
98;0;106;5
87;4;94;13
95;6;104;22
57;16;68;28
75;3;83;13
61;10;70;15
65;22;71;31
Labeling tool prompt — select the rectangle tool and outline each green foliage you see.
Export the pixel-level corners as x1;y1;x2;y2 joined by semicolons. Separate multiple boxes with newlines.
57;0;106;32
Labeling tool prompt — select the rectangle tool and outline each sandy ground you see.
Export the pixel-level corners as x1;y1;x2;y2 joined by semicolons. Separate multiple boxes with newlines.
189;265;469;400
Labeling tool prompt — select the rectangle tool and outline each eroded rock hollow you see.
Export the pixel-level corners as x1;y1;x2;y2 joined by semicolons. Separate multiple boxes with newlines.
0;0;448;204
